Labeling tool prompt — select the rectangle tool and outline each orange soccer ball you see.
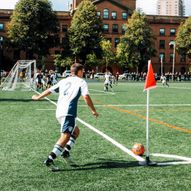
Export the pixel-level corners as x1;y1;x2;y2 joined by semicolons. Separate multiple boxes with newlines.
132;143;145;156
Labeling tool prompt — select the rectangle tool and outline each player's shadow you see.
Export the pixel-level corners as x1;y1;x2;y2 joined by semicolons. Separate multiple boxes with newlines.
55;158;140;172
0;98;57;102
53;158;186;172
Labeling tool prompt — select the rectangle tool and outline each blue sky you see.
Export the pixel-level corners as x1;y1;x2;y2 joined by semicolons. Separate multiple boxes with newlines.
0;0;191;16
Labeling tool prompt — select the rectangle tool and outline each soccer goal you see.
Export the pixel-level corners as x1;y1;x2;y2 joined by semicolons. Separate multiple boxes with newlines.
1;60;37;91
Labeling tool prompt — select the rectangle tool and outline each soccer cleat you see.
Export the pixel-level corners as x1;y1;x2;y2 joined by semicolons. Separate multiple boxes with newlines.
43;158;59;171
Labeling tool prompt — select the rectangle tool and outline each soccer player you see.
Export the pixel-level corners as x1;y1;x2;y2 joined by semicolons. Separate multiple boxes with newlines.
104;71;113;91
161;74;169;87
32;63;98;168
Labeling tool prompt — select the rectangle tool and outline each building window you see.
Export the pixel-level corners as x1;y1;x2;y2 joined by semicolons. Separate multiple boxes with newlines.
0;23;4;31
111;11;117;19
159;53;165;61
159;40;165;49
103;24;109;33
122;24;126;34
122;12;128;20
62;25;68;32
97;11;101;18
114;38;120;47
180;54;186;62
112;24;118;33
170;28;176;36
159;28;165;36
103;9;109;19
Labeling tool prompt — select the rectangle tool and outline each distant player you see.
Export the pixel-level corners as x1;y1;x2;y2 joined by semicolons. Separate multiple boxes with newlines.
161;74;169;87
104;71;113;91
35;70;45;91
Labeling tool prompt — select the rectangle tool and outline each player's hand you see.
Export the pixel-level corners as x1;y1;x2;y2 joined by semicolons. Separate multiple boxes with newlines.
32;95;39;100
92;111;99;118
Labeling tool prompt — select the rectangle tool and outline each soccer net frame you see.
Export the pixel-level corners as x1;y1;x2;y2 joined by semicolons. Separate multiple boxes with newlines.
1;60;37;91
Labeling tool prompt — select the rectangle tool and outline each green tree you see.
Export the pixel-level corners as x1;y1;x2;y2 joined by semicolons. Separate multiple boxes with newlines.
69;0;102;63
176;17;191;58
54;54;72;70
100;39;115;68
116;11;155;72
8;0;59;62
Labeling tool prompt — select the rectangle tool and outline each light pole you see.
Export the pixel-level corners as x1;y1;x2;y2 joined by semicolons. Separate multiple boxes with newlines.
169;41;176;81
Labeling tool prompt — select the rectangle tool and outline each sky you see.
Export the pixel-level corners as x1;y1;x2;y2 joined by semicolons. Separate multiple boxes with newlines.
0;0;191;16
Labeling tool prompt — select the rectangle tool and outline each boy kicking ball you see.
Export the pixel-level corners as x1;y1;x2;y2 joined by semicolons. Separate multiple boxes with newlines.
32;63;98;170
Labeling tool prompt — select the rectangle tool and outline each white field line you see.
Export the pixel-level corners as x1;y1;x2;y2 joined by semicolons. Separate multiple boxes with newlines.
151;153;191;166
77;104;191;107
77;117;145;162
32;88;191;165
36;103;191;110
89;88;115;95
158;86;191;90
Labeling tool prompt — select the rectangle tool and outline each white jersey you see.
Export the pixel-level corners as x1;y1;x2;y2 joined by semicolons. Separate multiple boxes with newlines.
104;73;111;84
49;76;89;118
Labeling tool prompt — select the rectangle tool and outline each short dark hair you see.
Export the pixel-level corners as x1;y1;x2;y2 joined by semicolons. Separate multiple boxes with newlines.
70;63;84;75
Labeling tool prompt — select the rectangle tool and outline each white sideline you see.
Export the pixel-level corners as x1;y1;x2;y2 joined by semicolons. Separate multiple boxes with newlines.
77;117;145;162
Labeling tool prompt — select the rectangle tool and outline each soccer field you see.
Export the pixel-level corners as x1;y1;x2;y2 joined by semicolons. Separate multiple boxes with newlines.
0;81;191;191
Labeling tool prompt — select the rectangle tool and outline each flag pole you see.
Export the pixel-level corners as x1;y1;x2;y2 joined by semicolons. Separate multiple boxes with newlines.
139;60;157;166
146;88;150;163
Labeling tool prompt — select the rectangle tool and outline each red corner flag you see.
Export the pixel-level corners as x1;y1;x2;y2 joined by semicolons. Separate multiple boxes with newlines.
144;60;156;91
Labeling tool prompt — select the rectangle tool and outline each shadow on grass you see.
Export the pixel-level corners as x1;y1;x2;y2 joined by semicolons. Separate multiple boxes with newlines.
0;98;57;102
53;158;140;172
52;158;186;172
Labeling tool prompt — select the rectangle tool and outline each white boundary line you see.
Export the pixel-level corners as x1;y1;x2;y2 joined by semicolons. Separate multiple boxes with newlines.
151;153;191;166
89;88;115;95
32;88;191;165
77;117;145;162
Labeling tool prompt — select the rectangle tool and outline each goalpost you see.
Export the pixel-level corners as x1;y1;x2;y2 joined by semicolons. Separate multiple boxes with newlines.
1;60;37;91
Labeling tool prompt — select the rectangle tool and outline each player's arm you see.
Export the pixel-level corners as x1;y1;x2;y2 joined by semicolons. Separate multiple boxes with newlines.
83;94;98;118
32;89;52;100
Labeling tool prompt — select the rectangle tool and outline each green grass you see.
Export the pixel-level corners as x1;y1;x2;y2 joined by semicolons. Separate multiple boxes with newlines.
0;81;191;191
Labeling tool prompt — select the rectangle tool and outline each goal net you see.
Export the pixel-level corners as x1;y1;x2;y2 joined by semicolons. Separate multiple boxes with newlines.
1;60;37;91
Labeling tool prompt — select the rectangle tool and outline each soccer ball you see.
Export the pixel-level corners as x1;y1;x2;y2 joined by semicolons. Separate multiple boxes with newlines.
132;143;145;156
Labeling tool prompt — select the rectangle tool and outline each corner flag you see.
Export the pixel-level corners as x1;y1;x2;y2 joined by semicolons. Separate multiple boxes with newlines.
140;60;157;166
144;60;156;91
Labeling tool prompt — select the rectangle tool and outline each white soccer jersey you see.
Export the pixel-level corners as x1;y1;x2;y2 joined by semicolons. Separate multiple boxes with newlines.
49;76;89;118
104;73;111;84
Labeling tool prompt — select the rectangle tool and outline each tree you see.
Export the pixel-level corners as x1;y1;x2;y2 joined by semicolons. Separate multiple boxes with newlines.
8;0;59;62
176;17;191;58
69;0;102;63
54;54;72;71
100;39;115;68
116;11;156;72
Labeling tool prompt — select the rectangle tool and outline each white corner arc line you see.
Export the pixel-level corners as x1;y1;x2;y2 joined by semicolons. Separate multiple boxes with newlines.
151;153;191;166
77;117;145;162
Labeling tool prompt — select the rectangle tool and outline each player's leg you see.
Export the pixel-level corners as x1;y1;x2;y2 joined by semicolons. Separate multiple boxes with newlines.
44;116;75;167
61;126;80;158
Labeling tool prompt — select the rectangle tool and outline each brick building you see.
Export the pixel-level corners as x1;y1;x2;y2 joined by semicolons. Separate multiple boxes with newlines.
0;0;190;74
